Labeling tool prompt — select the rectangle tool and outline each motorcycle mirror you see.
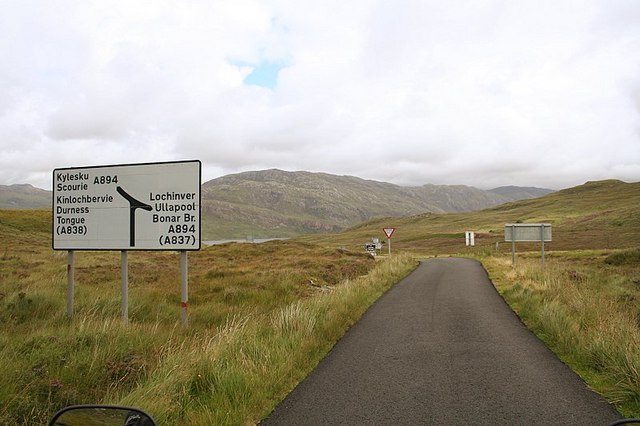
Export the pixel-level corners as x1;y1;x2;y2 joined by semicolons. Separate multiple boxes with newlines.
49;405;156;426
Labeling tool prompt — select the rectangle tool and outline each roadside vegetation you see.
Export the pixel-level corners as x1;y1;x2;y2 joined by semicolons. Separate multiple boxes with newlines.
0;209;417;424
483;250;640;417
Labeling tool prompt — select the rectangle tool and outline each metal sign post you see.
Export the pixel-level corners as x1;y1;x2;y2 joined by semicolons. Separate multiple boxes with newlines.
541;225;545;266
121;251;129;324
511;224;516;266
180;251;188;327
67;251;74;319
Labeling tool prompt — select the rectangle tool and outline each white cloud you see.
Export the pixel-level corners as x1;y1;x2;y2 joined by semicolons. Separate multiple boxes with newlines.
0;0;638;190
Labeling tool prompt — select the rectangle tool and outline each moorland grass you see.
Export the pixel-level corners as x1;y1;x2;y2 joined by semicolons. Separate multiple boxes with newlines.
117;254;416;424
605;248;640;266
1;209;417;424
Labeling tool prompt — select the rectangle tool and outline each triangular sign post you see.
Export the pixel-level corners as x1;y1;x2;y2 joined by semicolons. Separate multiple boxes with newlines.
383;227;396;255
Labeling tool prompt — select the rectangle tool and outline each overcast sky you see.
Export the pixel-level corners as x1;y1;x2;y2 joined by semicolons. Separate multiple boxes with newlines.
1;0;639;190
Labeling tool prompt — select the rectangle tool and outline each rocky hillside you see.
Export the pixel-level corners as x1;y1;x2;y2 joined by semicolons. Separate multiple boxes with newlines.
200;169;552;238
489;186;554;200
0;184;50;209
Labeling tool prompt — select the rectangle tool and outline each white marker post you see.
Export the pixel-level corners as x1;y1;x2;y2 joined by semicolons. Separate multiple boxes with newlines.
53;160;201;325
465;231;475;247
383;227;396;255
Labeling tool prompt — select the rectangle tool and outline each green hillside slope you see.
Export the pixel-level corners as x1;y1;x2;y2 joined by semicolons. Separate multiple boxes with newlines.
0;184;50;209
312;179;640;254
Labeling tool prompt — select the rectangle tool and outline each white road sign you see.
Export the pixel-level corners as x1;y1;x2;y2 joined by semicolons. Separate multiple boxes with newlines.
53;160;201;251
383;228;396;239
504;224;552;242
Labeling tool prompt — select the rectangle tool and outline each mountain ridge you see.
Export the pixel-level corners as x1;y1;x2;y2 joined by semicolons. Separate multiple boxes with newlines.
200;169;553;237
2;169;555;238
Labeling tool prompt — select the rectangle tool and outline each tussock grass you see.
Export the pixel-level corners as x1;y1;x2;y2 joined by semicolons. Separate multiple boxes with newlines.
484;251;640;417
116;254;416;425
605;248;640;266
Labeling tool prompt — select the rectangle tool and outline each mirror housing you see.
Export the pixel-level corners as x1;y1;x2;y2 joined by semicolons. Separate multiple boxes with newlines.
49;405;156;426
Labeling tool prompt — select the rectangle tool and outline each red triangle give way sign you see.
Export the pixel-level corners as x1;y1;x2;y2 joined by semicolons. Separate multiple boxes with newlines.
383;228;396;239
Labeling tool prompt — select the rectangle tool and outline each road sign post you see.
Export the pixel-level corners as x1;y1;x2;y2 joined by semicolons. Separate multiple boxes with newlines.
511;225;516;265
53;160;201;325
66;251;74;319
181;251;188;327
383;228;396;255
504;223;552;267
121;251;129;325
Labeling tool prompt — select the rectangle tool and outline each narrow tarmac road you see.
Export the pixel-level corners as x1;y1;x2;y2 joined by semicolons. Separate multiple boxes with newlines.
262;258;621;425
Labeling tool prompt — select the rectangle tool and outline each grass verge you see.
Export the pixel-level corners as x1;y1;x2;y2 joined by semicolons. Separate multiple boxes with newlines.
481;249;640;417
117;253;417;424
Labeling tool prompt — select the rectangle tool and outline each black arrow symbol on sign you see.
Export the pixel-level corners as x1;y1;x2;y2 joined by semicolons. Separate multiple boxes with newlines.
116;186;152;247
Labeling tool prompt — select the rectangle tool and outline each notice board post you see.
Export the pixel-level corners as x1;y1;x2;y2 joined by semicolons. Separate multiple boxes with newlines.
53;160;201;325
504;223;552;267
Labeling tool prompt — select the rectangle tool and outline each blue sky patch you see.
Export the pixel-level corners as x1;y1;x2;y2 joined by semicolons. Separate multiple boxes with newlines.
243;61;285;89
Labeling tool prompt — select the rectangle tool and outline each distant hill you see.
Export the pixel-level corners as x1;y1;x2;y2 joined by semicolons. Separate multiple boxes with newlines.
200;169;553;238
0;184;50;209
489;186;554;201
1;170;555;238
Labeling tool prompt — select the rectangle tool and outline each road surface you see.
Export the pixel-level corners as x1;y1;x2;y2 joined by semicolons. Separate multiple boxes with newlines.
262;258;621;425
